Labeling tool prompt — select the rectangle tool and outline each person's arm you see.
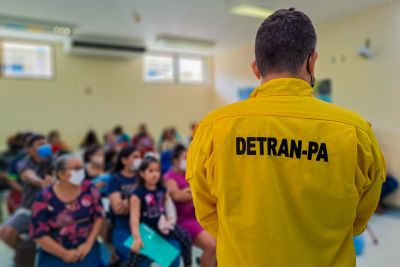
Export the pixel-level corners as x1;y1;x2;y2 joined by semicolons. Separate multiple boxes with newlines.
0;172;22;192
165;179;192;202
77;185;105;260
130;195;144;253
8;179;23;192
87;217;104;245
77;217;104;260
21;169;44;188
36;236;80;263
107;176;129;215
353;125;386;236
164;193;177;225
30;191;80;263
94;181;106;189
109;192;129;215
92;173;110;190
186;122;218;238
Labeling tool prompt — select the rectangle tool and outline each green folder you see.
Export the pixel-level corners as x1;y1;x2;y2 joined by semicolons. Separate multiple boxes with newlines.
124;223;180;267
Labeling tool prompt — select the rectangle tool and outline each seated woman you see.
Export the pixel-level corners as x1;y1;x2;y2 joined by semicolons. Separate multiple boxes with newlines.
30;155;104;267
83;145;112;197
108;146;142;263
83;145;105;181
158;128;179;153
164;144;217;267
79;130;101;152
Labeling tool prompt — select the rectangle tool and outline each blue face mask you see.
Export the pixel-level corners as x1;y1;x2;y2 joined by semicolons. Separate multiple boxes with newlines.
37;144;53;158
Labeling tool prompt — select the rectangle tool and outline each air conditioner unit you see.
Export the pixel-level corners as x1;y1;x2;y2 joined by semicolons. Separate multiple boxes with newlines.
65;35;146;59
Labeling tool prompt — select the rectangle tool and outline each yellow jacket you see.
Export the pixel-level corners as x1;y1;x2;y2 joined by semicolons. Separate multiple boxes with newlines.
187;78;385;267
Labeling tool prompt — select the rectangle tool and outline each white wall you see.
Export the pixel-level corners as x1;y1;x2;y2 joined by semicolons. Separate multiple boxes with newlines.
213;2;400;205
0;43;214;149
213;43;258;107
315;1;400;205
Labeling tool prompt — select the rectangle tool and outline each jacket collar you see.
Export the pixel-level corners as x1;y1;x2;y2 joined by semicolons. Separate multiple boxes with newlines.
250;78;313;98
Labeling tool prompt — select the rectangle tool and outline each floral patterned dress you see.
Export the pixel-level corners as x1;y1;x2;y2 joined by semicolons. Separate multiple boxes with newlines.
30;181;104;266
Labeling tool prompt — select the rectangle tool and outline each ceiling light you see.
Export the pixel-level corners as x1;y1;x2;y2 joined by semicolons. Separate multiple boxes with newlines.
0;15;74;36
230;4;274;19
53;26;72;36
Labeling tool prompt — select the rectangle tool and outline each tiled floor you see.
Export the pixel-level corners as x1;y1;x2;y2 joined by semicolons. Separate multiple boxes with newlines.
0;240;13;267
356;211;400;267
1;212;399;267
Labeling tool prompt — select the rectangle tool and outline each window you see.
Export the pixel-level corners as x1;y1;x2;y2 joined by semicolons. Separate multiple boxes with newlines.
1;41;54;79
179;58;203;84
144;53;206;85
144;55;174;83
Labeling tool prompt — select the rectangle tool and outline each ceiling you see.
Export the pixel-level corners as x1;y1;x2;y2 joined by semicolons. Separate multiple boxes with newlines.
0;0;395;50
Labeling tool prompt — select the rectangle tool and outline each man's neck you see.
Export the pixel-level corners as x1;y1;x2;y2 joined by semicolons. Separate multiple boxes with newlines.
261;72;308;85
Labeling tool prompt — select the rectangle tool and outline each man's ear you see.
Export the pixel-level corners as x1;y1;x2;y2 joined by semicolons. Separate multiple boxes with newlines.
251;60;261;80
309;51;318;76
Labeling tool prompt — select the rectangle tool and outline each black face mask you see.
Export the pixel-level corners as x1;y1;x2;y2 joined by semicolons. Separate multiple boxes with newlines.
306;53;315;88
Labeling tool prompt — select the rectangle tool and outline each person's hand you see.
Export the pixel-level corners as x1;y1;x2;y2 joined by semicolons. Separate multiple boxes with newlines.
95;181;106;189
183;187;191;195
77;241;93;261
62;249;80;263
42;175;54;188
166;218;175;230
183;187;192;199
131;238;144;254
158;215;174;235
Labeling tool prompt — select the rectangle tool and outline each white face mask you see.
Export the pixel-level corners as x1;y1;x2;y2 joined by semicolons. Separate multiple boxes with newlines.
69;169;85;186
132;158;142;171
179;159;187;171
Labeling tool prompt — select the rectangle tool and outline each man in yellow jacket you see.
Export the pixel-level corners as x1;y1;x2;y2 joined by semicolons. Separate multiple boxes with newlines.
187;8;385;267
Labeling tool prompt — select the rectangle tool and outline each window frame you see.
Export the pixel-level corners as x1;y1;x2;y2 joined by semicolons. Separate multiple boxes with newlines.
0;39;55;80
177;55;206;85
143;51;208;86
143;53;175;84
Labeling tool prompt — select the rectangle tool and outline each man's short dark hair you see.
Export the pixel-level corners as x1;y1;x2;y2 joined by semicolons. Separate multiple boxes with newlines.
113;125;123;135
255;8;317;76
27;134;45;147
